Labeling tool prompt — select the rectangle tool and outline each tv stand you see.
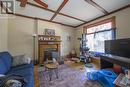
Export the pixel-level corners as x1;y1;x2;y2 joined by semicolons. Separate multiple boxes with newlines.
100;54;130;69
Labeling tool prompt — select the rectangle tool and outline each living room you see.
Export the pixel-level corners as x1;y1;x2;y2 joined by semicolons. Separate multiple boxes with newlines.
0;0;130;87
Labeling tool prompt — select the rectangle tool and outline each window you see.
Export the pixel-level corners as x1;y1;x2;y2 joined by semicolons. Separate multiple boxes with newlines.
84;17;116;53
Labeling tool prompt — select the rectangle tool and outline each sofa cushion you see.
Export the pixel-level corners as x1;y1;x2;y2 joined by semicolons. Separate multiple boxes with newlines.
7;65;33;76
8;63;33;75
0;74;5;77
0;59;8;74
12;54;31;67
24;74;34;87
0;52;12;71
10;63;33;72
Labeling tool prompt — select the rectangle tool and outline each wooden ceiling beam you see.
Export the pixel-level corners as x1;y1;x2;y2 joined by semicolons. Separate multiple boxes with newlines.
19;0;48;8
26;1;55;13
1;0;75;28
14;13;75;28
16;0;85;22
0;1;75;28
33;0;48;8
19;0;27;7
84;0;108;14
50;0;69;21
75;4;130;28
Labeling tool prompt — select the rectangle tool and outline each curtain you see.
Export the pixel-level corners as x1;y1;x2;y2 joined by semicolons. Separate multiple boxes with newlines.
87;29;115;53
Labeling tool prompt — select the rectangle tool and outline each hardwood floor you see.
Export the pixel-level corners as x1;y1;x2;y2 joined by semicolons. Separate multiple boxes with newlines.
65;60;100;74
34;66;40;87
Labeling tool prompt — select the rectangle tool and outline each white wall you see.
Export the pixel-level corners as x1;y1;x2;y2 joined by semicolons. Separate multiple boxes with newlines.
75;7;130;56
0;18;8;52
38;20;75;56
8;16;75;58
8;16;35;58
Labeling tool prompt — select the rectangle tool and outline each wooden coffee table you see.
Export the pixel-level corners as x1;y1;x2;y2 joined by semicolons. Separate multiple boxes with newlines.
45;63;59;81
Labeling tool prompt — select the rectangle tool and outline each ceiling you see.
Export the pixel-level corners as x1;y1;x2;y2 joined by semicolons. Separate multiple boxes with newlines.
15;0;130;27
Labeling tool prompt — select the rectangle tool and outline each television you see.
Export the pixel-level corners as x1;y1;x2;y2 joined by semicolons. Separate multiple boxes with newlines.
105;38;130;58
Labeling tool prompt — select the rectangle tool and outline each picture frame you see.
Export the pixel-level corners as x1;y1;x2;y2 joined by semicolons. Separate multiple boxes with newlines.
67;36;71;41
45;29;55;36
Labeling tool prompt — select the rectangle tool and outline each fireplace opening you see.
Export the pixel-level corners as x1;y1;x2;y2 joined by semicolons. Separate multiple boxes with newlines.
44;48;57;62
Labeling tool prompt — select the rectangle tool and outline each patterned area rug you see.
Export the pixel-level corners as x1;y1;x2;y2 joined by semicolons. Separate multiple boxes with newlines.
38;64;102;87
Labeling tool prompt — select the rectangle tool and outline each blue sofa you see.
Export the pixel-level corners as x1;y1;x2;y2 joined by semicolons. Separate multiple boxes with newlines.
0;52;34;87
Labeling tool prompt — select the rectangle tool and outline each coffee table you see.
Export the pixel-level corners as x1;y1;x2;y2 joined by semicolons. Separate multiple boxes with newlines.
45;63;59;81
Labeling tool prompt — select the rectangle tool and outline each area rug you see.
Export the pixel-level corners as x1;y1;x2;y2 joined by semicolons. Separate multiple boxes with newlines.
38;64;102;87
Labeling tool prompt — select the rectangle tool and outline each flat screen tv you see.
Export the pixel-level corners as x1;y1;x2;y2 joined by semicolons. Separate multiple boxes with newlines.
105;38;130;58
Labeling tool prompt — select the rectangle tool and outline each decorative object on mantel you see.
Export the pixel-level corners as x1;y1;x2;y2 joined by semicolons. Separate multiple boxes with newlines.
38;35;60;42
45;29;55;36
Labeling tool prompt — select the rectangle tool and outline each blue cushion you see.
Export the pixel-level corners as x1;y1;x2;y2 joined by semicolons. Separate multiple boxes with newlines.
0;59;8;74
0;52;12;71
7;66;33;76
10;63;33;71
24;74;34;87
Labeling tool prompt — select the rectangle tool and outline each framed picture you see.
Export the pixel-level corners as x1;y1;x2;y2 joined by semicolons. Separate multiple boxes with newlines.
45;29;55;36
67;36;71;41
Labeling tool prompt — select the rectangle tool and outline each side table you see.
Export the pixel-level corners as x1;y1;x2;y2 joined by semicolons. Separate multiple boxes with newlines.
45;63;59;81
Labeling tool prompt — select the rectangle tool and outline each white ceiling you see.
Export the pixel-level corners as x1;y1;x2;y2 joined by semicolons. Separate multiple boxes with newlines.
60;0;104;21
15;1;54;20
53;14;84;26
29;0;64;11
43;0;64;11
14;0;130;27
94;0;130;12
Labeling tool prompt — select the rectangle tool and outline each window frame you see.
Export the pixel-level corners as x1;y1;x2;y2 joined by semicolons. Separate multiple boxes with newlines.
83;16;116;53
83;16;116;34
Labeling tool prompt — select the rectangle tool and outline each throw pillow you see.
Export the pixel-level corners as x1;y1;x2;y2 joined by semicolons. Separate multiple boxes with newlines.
12;54;31;67
0;74;5;77
5;79;22;87
0;74;27;87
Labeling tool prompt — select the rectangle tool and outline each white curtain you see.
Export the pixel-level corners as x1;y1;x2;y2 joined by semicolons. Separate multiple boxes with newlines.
87;30;113;53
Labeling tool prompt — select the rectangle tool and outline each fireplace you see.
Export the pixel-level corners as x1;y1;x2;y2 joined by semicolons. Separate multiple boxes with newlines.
38;35;61;64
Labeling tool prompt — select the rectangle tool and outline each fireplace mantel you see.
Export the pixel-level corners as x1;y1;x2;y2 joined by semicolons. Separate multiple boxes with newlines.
38;35;61;64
